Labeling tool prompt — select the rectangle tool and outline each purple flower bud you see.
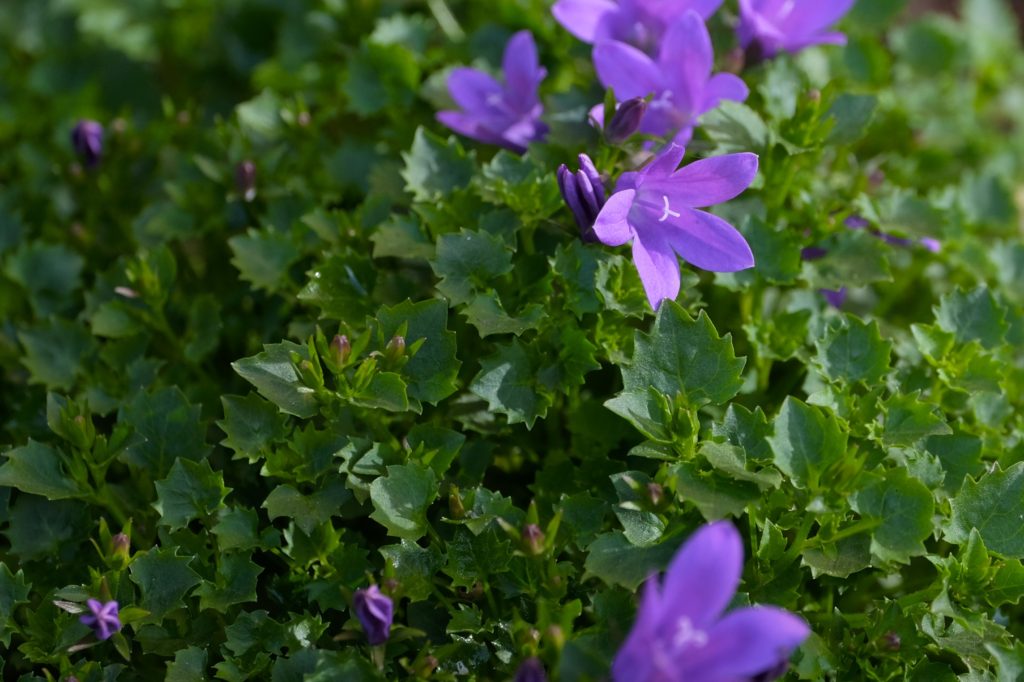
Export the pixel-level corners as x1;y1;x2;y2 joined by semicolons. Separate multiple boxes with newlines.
384;335;406;365
71;120;104;168
353;585;393;645
111;533;130;562
79;599;121;641
330;334;351;365
557;154;606;242
522;524;545;556
606;97;648;143
801;246;828;261
821;288;848;308
919;237;942;253
235;160;257;202
514;657;548;682
844;215;871;230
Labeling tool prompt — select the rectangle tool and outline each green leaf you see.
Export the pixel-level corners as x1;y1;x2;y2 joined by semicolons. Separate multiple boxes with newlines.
166;646;209;682
671;461;761;519
805;230;893;289
935;286;1008;350
462;293;544;337
701;101;770;154
611;472;666;546
369;463;438;540
4;241;83;315
431;229;513;306
217;394;289;462
401;127;475;202
987;560;1024;607
4;497;87;562
264;479;352;535
232;342;319;419
296;253;376;320
851;469;935;563
802;535;872;578
343;43;419;117
376;299;461;405
129;547;203;620
551;242;603;319
713;404;773;462
0;563;30;647
768;398;848;489
470;341;550;428
0;440;84;500
816;315;892;384
584;532;682;590
228;228;299;293
118;387;211;477
380;540;444;602
154;459;232;531
614;302;746;408
882;392;952;447
194;553;262;612
371;215;434;260
743;216;803;285
213;507;264;553
17;318;95;391
825;94;878;145
948;463;1024;558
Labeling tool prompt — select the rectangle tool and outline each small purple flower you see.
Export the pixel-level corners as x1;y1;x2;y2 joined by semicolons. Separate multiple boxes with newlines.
514;657;548;682
353;584;394;645
591;12;748;145
612;522;809;682
437;31;548;154
593;143;756;309
558;154;606;242
738;0;856;61
79;599;121;641
553;0;724;53
821;288;848;309
71;120;104;168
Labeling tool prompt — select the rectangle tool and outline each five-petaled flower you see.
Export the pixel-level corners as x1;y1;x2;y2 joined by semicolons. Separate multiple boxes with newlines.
738;0;856;62
591;11;748;145
612;522;809;682
437;31;548;154
71;120;104;168
553;0;724;53
558;154;606;242
80;599;121;641
353;584;394;646
593;143;757;309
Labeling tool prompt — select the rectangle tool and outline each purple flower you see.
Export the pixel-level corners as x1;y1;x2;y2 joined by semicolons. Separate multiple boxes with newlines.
437;31;548;154
514;657;548;682
558;154;606;242
738;0;856;60
353;584;394;645
553;0;724;53
612;522;809;682
821;288;848;309
591;12;748;145
593;143;756;309
605;97;649;143
71;120;104;168
79;599;121;641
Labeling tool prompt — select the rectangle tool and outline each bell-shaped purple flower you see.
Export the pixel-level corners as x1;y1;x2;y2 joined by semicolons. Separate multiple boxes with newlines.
591;11;748;145
437;31;548;154
738;0;856;61
353;584;394;646
612;522;809;682
71;120;104;168
553;0;724;53
557;154;606;242
593;143;756;309
79;599;121;641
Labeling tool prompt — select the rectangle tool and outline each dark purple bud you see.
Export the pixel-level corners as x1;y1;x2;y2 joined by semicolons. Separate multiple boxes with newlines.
522;524;545;556
821;288;848;308
330;334;351;365
882;631;901;651
79;599;121;641
877;232;914;248
801;246;828;261
352;585;393;645
606;97;647;143
71;120;104;168
844;215;870;230
235;160;257;202
556;154;606;243
514;657;548;682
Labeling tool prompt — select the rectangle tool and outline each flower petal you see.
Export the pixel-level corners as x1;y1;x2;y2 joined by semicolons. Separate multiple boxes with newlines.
632;231;681;309
665;209;755;272
503;31;545;105
638;0;724;21
447;68;504;115
644;153;758;208
660;521;744;629
436;111;511;150
657;11;712;116
610;578;662;682
640;142;687;180
593;190;635;246
702;73;750;112
593;41;663;100
682;606;810;679
552;0;619;43
781;31;848;52
779;0;856;37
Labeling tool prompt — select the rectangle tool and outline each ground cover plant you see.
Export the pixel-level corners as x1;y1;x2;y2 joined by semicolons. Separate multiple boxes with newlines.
1;0;1024;679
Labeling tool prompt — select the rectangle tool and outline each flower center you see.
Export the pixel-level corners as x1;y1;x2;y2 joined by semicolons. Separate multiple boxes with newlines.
672;616;708;650
659;195;681;223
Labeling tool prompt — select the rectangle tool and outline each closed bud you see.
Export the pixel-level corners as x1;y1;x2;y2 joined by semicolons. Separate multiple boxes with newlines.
522;524;545;556
647;482;664;509
448;486;466;519
235;160;257;202
807;88;821;103
352;585;393;646
111;532;130;559
331;334;352;365
606;97;647;143
71;120;104;169
514;657;548;682
882;631;901;651
384;335;406;364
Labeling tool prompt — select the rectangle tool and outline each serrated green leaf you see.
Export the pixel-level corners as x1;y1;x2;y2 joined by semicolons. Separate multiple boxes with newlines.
4;241;83;316
264;479;352;535
882;392;951;446
380;540;444;602
343;43;419;117
296;253;376;320
194;553;262;612
17;318;95;391
118;387;211;477
232;342;319;419
0;563;30;647
0;440;84;500
154;459;232;531
166;646;208;682
469;341;549;428
583;532;681;590
935;286;1008;350
851;469;934;563
129;547;203;620
431;229;513;306
948;463;1024;558
218;393;289;462
228;228;299;293
816;315;892;384
369;463;438;540
462;293;543;337
768;398;848;489
401;128;475;202
376;298;461;405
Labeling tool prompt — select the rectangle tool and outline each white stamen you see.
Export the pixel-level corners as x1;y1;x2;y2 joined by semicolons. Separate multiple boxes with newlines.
659;195;681;222
673;617;709;650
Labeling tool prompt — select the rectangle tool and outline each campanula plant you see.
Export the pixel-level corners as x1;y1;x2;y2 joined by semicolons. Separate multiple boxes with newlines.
553;0;724;52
